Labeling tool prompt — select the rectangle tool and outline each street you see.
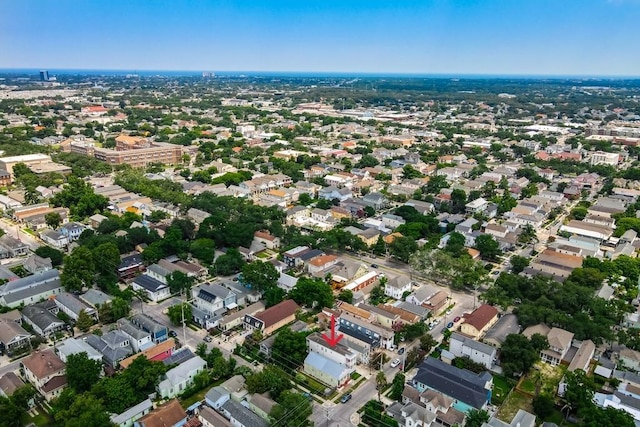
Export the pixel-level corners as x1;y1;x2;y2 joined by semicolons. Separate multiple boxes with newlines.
0;218;42;251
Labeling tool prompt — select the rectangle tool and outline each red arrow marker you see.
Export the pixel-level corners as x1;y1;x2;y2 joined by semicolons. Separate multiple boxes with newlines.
322;315;344;347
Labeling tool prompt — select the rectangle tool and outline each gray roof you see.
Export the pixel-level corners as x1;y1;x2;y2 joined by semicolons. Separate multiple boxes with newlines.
195;283;234;302
451;333;497;356
133;274;168;292
117;318;151;341
162;356;207;388
397;301;431;317
221;399;269;427
205;385;230;404
56;338;102;361
483;314;520;346
163;348;195;366
305;351;347;380
85;334;132;366
80;289;112;308
55;292;95;316
21;305;64;332
412;357;491;409
0;269;60;295
110;399;153;426
146;263;172;278
132;314;166;334
2;277;62;306
510;409;537;427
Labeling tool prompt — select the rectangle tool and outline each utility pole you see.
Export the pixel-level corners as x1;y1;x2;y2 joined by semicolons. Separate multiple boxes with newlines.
181;289;187;346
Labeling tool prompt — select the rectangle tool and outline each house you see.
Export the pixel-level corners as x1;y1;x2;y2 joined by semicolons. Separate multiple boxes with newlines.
80;289;112;309
220;399;268;427
0;372;26;398
593;392;640;426
384;276;413;300
198;406;232;427
361;192;388;210
412;357;492;412
307;332;358;369
218;302;264;332
39;229;69;248
56;337;103;363
0;317;31;356
460;305;499;339
117;318;154;352
243;299;300;336
307;254;338;274
23;254;53;274
253;230;280;250
134;399;187;427
186;207;211;226
318;186;352;202
21;304;65;337
110;398;153;427
568;340;595;372
118;252;145;282
482;314;520;347
86;331;134;368
259;320;308;357
120;338;176;368
59;222;86;241
21;349;67;402
131;314;168;343
482;409;537;427
0;234;29;257
449;333;497;369
303;351;352;389
523;324;574;366
338;312;395;351
204;375;246;409
132;274;170;302
89;214;108;229
54;292;98;321
620;348;640;373
190;283;237;329
0;269;63;308
248;393;277;421
158;356;207;399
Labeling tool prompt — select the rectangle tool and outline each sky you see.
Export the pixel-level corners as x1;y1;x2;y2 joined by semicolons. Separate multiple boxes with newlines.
1;0;640;76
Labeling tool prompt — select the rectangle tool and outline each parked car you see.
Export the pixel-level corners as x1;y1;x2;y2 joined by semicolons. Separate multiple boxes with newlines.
454;316;461;322
168;330;178;338
340;393;352;403
204;336;212;342
398;347;405;355
446;322;454;329
371;264;379;268
390;358;401;368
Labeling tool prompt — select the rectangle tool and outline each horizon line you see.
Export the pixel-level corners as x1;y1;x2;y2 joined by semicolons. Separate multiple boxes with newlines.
1;68;640;80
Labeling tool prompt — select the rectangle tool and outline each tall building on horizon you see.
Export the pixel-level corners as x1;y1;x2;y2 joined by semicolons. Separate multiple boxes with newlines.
39;70;49;81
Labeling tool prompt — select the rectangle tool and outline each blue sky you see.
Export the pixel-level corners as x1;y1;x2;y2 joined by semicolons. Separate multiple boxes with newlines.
1;0;639;76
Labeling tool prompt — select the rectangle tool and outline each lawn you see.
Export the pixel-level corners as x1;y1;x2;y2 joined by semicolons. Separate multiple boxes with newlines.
517;362;566;397
497;390;533;422
492;374;515;405
295;372;328;396
21;406;54;427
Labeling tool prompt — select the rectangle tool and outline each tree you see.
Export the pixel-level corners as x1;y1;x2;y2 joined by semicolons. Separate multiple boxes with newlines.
241;261;279;292
263;286;286;308
369;284;386;305
298;193;313;206
474;234;502;262
388;236;418;263
465;409;490;427
444;232;466;258
147;210;169;223
532;394;555;419
375;371;387;402
271;327;309;369
269;391;312;427
580;406;635;427
76;310;94;332
337;289;353;304
563;369;596;415
61;246;96;292
389;372;406;401
167;303;192;326
45;211;63;229
97;297;130;324
419;334;437;353
245;366;291;400
510;255;530;274
92;242;120;284
499;333;548;377
66;353;102;393
54;392;114;427
213;248;245;275
35;245;64;267
0;396;23;427
189;238;216;264
167;271;195;294
289;278;334;309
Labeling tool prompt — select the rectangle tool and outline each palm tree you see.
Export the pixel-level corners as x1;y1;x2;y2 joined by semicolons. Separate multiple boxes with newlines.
376;371;387;402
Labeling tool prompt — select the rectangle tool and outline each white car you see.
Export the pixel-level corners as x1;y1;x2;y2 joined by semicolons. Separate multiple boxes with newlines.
390;358;401;368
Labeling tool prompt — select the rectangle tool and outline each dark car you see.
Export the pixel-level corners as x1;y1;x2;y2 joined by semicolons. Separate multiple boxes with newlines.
453;316;461;323
340;393;352;404
371;264;378;268
169;330;178;338
398;347;405;355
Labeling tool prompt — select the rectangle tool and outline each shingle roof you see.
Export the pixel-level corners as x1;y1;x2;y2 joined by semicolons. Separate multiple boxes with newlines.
221;399;268;427
133;275;168;292
21;305;64;332
22;349;65;379
463;304;498;332
412;357;490;409
137;399;187;427
254;299;299;329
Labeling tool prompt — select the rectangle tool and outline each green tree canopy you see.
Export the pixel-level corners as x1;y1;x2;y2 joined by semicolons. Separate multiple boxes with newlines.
66;353;102;393
241;261;279;292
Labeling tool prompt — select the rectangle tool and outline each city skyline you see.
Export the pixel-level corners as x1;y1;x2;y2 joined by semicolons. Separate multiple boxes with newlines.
2;0;640;76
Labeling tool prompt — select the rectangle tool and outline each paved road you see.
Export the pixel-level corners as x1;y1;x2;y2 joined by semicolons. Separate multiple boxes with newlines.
0;218;42;251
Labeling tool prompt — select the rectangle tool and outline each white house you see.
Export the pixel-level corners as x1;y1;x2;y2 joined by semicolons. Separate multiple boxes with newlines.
384;276;413;300
117;318;154;352
131;274;170;302
157;356;207;399
448;333;497;369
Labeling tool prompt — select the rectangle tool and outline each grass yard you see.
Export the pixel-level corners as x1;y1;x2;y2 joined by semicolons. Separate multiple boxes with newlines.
295;372;328;396
517;362;566;397
497;390;533;422
21;406;54;427
492;374;515;405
